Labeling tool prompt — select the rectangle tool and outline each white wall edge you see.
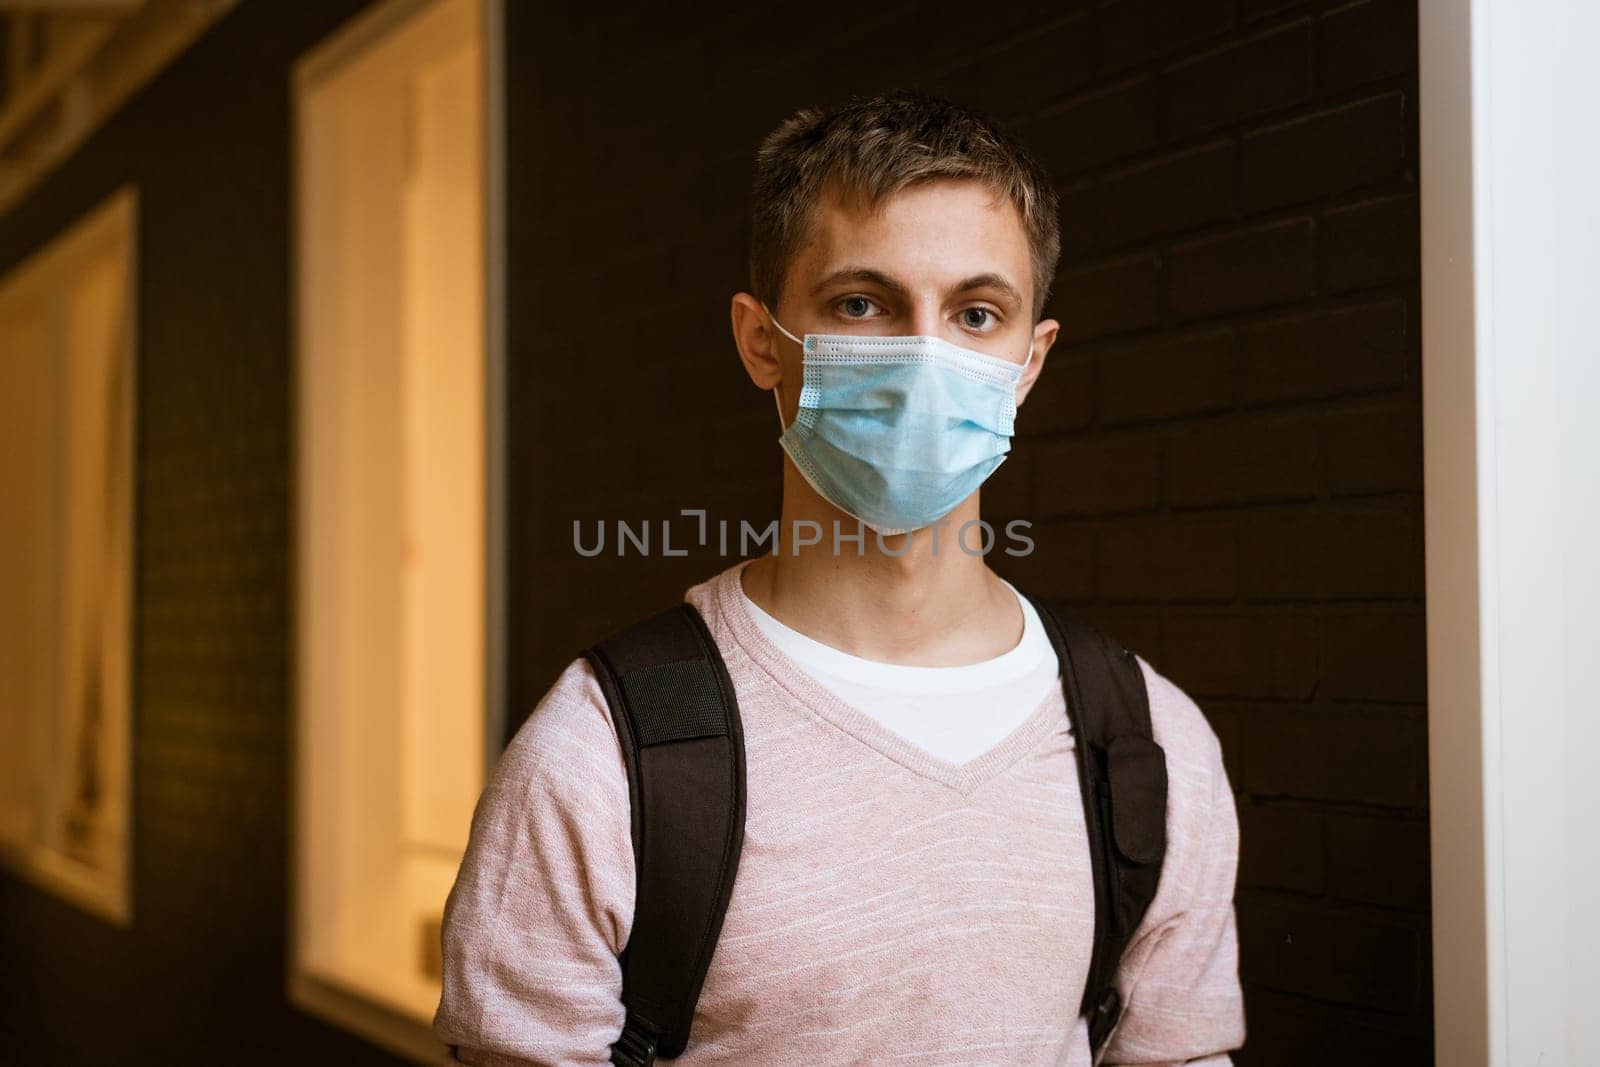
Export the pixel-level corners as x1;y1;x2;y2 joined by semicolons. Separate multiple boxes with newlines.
1419;0;1501;1063
1422;0;1600;1062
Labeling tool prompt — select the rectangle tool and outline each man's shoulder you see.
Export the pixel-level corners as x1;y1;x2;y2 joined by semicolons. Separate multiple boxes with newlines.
494;656;624;800
1130;652;1227;784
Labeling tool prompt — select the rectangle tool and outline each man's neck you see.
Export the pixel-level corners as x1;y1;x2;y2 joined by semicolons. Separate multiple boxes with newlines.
739;471;1022;667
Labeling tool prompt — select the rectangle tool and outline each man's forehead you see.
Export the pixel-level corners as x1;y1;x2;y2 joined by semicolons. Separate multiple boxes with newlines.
795;178;1031;294
810;176;1021;232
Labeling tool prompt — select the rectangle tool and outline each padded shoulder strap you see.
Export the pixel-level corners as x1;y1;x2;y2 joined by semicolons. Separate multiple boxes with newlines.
584;604;746;1066
1024;594;1168;1054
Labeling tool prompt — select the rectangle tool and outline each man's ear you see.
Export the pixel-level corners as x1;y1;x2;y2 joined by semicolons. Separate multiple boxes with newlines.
730;292;784;390
1015;317;1059;407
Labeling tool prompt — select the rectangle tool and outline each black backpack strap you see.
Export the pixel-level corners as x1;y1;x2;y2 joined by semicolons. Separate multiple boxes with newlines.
1025;593;1169;1054
583;604;747;1066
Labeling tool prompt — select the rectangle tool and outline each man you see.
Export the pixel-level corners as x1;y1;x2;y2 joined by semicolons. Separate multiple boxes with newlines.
435;89;1245;1065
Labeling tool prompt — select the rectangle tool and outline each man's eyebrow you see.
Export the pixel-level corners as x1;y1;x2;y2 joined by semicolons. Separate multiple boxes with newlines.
953;272;1024;309
808;267;911;299
808;266;1026;310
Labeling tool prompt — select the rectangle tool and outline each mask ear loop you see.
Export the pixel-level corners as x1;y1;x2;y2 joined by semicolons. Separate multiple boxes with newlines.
1009;331;1038;428
762;302;805;431
761;302;805;347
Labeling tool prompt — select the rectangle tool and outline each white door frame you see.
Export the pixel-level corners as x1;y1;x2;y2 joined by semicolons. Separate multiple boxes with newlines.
1419;2;1600;1064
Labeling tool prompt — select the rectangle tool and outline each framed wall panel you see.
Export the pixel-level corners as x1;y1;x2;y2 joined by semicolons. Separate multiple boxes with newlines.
0;187;137;926
291;0;503;1059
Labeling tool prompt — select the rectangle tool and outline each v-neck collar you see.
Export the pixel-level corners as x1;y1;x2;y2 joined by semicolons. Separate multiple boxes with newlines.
702;559;1070;797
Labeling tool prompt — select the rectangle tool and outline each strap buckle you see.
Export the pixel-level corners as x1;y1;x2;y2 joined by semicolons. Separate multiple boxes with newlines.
610;1013;660;1067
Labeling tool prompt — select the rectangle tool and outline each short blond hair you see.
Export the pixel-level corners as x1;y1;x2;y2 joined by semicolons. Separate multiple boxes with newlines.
749;89;1062;321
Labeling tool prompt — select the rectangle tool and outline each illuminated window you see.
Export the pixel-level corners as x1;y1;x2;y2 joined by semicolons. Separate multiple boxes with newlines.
0;187;136;926
291;0;502;1058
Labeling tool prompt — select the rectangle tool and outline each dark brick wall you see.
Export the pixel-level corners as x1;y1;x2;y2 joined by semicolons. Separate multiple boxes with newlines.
0;3;402;1064
511;2;1428;1064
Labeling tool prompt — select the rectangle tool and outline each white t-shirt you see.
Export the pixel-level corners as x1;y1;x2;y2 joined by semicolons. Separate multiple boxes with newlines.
740;578;1060;766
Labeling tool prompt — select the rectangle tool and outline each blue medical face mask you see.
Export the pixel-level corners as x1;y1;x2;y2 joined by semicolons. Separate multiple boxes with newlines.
763;305;1034;536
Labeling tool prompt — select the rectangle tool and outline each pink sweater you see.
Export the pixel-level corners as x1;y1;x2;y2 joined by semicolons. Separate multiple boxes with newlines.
434;562;1245;1065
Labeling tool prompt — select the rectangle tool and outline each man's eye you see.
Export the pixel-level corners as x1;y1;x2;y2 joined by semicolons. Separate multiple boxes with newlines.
840;296;875;318
961;307;996;330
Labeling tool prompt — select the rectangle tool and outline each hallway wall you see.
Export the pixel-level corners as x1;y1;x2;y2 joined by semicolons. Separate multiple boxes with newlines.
0;3;398;1063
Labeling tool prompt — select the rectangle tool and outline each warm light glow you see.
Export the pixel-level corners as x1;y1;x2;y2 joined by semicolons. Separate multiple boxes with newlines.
293;0;486;1045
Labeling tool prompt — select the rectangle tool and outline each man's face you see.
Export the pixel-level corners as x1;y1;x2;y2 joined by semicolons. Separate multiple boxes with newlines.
741;177;1058;422
781;177;1043;356
730;175;1059;532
